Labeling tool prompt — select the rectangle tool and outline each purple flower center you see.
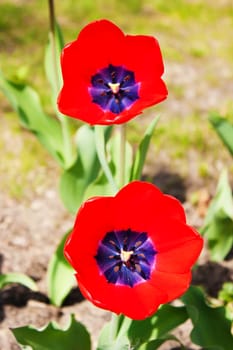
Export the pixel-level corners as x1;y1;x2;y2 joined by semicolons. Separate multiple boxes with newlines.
95;229;156;287
89;64;140;114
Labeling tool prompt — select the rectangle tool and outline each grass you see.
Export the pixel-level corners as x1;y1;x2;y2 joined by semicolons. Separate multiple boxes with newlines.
0;0;233;198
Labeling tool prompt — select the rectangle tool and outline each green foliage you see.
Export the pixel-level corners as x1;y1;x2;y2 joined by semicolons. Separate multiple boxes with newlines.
131;116;160;181
0;72;66;167
209;113;233;157
0;273;38;291
44;22;64;102
107;129;133;187
47;231;75;307
201;169;233;261
97;304;188;350
182;286;233;350
59;125;103;213
12;315;91;350
219;282;233;304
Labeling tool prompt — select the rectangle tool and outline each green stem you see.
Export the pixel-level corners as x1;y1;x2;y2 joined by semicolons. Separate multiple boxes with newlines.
48;0;60;93
48;0;73;167
119;124;126;187
95;126;118;194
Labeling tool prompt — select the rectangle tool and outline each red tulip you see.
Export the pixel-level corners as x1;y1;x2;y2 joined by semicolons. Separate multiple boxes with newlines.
64;181;203;320
58;20;167;125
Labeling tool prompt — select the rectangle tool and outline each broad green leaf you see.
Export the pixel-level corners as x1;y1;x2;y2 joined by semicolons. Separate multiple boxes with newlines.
219;282;233;303
59;125;102;213
201;170;233;261
47;231;75;307
97;315;131;350
85;129;133;199
44;22;64;100
12;314;91;350
84;169;114;200
44;22;74;168
95;126;118;194
98;305;188;350
0;72;65;167
182;286;233;350
128;304;188;346
131;116;160;181
108;130;133;187
209;114;233;157
137;335;185;350
0;273;38;291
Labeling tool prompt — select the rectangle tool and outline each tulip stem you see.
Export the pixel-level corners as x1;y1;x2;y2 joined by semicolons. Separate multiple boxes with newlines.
95;126;118;194
119;124;126;188
48;0;73;168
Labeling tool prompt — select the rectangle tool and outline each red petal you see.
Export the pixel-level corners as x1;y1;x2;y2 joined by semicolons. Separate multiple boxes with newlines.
151;220;203;253
77;268;167;320
156;235;203;273
61;20;124;80
113;181;164;232
64;196;114;269
123;35;165;79
150;270;192;301
112;181;186;234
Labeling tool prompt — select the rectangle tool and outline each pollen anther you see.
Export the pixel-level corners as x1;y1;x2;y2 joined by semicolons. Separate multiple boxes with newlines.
120;250;134;262
108;82;120;94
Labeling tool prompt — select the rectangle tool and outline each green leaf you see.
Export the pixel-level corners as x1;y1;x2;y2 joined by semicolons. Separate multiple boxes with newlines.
137;335;185;350
85;129;133;200
0;273;38;291
0;72;65;167
128;304;188;346
84;169;114;200
182;286;233;350
95;126;118;194
209;113;233;157
44;22;64;100
219;282;233;303
108;130;133;187
47;231;75;307
131;116;160;181
201;169;233;261
97;315;131;350
12;314;91;350
98;305;188;350
59;125;102;213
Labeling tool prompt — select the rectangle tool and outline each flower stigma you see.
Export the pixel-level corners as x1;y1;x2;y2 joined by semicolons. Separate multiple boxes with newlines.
95;229;157;287
89;64;140;114
108;82;120;94
120;249;134;263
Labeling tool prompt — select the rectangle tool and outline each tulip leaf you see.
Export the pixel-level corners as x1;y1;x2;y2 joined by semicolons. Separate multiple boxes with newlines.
0;273;38;291
182;286;233;350
98;305;188;350
128;304;188;347
47;231;75;307
201;169;233;261
44;22;64;100
209;113;233;157
137;335;185;350
0;71;65;167
12;314;91;350
60;125;102;213
97;315;131;350
108;130;133;187
131;115;160;181
84;169;114;199
95;126;118;194
86;129;133;199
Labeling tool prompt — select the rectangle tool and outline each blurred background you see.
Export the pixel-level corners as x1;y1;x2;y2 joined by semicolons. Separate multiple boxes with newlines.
0;0;233;201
